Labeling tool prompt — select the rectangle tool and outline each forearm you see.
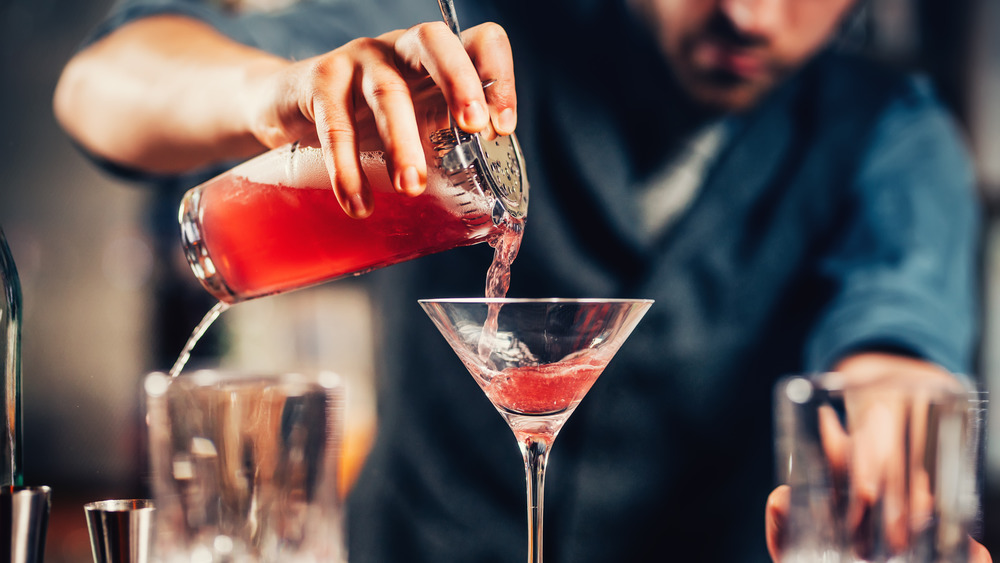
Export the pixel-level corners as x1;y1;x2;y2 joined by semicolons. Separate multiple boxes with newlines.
54;14;287;174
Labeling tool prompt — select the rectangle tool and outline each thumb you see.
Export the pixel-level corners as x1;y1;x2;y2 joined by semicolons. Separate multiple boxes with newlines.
766;485;791;562
971;538;993;563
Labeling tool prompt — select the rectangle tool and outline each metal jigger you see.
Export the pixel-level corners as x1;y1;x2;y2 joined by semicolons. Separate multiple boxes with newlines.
0;486;51;563
84;499;154;563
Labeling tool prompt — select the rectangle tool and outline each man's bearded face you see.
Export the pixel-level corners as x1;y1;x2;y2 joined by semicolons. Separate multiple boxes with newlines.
636;0;858;111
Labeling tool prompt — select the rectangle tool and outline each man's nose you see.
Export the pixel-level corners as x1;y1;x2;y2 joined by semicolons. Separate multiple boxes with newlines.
718;0;783;39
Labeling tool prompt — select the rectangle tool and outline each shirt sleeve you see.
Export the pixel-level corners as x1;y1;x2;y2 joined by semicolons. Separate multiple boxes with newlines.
86;0;253;47
84;0;440;59
805;76;981;375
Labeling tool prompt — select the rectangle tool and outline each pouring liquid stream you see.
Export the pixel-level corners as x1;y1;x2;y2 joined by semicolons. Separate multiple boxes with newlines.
479;213;523;359
168;301;230;377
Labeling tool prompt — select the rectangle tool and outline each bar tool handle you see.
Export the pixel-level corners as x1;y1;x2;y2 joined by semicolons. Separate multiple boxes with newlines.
437;0;462;38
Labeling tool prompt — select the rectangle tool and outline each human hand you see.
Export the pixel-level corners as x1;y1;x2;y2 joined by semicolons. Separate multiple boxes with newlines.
768;353;990;562
245;21;516;218
766;485;992;562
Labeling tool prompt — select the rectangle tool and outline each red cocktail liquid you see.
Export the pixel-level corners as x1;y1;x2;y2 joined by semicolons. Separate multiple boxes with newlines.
483;356;606;416
192;171;494;303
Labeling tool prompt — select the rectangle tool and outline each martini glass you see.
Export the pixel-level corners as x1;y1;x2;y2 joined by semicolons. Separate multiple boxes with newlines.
419;298;653;563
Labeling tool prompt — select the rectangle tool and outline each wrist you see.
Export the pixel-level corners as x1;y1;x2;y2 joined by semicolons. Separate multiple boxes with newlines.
238;55;307;150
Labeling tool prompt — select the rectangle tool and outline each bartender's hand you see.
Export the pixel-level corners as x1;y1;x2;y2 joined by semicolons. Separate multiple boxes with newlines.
767;485;992;562
764;353;992;563
247;21;516;217
54;15;516;218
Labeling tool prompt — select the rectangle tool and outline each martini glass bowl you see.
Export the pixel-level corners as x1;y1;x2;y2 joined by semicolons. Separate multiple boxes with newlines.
419;298;653;563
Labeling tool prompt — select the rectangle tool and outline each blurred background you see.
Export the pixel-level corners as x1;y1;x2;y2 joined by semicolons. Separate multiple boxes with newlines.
0;0;997;560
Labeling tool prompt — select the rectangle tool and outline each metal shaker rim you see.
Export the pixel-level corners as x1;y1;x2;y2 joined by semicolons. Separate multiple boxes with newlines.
0;486;49;495
84;499;154;512
434;0;528;220
439;126;529;221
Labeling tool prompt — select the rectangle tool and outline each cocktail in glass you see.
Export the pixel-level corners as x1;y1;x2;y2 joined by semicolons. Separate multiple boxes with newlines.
419;298;653;563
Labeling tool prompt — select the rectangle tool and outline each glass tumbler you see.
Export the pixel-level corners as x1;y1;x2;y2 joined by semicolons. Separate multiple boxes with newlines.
144;370;345;562
774;372;984;562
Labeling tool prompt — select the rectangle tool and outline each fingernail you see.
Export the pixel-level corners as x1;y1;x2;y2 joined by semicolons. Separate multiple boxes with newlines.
399;165;425;195
463;101;488;130
498;108;517;134
347;192;370;218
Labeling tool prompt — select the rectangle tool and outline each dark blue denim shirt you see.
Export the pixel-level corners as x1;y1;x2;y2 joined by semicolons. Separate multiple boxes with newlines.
87;1;981;562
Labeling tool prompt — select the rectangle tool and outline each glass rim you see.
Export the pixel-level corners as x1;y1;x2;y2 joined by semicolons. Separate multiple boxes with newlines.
143;369;344;396
777;372;979;402
418;297;655;305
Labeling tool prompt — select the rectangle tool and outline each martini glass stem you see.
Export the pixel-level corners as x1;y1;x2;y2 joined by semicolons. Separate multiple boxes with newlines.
520;437;550;563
